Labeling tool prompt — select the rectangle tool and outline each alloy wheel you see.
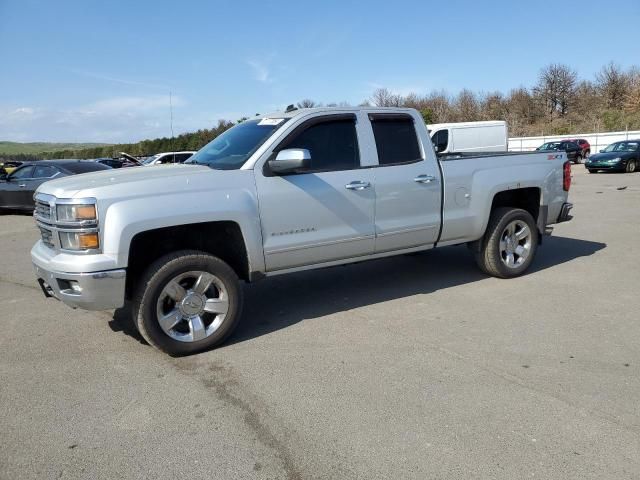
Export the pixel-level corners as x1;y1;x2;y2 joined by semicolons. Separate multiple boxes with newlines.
155;271;229;342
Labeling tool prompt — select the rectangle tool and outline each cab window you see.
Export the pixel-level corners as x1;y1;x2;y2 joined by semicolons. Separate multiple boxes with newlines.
282;118;360;172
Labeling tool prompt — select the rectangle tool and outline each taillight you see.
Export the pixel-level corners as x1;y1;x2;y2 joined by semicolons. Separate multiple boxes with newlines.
563;161;571;191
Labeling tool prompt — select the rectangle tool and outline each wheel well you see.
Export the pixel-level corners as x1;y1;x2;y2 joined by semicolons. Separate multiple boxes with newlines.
125;221;249;299
490;187;541;222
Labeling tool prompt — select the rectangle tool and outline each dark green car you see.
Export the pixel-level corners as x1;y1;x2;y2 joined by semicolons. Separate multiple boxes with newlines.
585;141;640;173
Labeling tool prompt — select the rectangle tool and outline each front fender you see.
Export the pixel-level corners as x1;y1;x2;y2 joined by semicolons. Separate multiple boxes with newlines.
101;187;265;274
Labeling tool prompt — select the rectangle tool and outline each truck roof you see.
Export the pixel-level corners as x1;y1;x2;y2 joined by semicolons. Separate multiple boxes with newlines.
258;106;417;119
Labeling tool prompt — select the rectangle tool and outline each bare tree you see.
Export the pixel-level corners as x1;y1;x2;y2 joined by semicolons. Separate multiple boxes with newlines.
623;67;640;113
571;80;602;126
625;84;640;113
424;90;452;123
534;64;577;118
370;88;402;107
453;89;480;121
596;63;629;109
479;91;505;120
297;99;317;108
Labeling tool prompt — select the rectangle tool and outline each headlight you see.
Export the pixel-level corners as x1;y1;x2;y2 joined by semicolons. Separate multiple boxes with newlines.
56;204;97;222
607;157;621;163
59;231;100;250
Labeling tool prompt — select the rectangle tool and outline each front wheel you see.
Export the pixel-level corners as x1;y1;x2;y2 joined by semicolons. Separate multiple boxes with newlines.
626;160;637;173
132;250;243;356
588;169;597;173
475;208;538;278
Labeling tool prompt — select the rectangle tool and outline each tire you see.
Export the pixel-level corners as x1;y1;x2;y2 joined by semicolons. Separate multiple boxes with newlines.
626;160;636;173
585;150;590;158
588;169;597;174
132;250;243;356
575;155;583;164
475;207;538;279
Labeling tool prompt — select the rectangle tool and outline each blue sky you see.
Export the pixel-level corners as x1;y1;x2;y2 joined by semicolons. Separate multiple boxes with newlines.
1;0;639;143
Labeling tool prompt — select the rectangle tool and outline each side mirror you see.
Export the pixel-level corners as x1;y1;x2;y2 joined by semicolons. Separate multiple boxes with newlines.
0;173;8;181
599;149;605;153
268;148;311;174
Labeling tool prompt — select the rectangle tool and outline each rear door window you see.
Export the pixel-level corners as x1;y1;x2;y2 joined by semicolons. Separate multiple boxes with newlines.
33;165;58;178
370;116;422;164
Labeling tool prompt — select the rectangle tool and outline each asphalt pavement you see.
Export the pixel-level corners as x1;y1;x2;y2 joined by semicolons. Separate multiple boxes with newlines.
1;167;639;479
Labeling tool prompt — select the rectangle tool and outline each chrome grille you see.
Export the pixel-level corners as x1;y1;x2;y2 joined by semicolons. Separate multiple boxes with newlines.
35;200;52;220
38;226;55;249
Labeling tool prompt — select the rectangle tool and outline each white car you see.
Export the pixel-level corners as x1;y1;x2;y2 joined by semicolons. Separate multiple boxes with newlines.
142;151;196;166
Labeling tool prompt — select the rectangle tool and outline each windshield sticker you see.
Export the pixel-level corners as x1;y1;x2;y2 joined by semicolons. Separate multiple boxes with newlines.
258;118;285;126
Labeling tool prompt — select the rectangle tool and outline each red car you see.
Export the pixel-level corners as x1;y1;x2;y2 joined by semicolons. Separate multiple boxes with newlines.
562;138;591;160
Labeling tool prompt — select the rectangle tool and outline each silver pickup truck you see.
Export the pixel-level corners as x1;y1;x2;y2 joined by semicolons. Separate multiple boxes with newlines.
31;107;573;355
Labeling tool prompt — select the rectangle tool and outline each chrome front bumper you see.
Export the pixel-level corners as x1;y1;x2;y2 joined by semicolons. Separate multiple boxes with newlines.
33;262;126;311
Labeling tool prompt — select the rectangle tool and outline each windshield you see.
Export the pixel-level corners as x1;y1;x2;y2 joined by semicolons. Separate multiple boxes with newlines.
603;142;639;152
142;154;161;165
186;118;287;170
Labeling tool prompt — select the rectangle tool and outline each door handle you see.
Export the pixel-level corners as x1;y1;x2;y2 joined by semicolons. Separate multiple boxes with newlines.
345;181;371;190
18;184;27;188
414;174;437;184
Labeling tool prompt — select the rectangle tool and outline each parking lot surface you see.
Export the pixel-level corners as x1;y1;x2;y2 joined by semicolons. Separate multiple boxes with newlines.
1;168;639;479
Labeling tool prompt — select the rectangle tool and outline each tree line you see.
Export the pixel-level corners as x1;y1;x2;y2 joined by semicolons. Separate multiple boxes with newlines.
4;61;640;162
364;62;640;136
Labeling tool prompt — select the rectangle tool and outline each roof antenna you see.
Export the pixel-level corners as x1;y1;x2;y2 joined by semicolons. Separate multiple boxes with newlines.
169;90;175;156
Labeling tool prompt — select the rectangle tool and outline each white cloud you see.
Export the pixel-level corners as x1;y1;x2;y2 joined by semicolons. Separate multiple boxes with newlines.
247;58;273;83
12;107;34;115
0;95;190;143
84;95;184;115
70;69;169;90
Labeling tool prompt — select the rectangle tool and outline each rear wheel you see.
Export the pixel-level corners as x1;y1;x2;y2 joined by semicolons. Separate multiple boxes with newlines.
132;250;243;356
475;208;538;279
626;160;637;173
588;169;597;174
575;155;583;164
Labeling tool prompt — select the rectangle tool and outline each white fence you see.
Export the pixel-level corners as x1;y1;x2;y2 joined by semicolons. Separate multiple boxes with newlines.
508;129;640;153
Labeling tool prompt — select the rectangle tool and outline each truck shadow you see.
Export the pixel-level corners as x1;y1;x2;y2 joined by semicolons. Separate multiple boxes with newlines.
108;236;605;349
227;235;605;346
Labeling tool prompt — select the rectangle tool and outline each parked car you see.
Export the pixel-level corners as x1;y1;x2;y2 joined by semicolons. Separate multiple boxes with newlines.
0;160;111;212
536;141;584;163
0;161;24;175
94;157;138;168
142;151;196;166
428;121;508;154
585;140;640;173
117;152;144;167
31;107;572;356
563;138;591;158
